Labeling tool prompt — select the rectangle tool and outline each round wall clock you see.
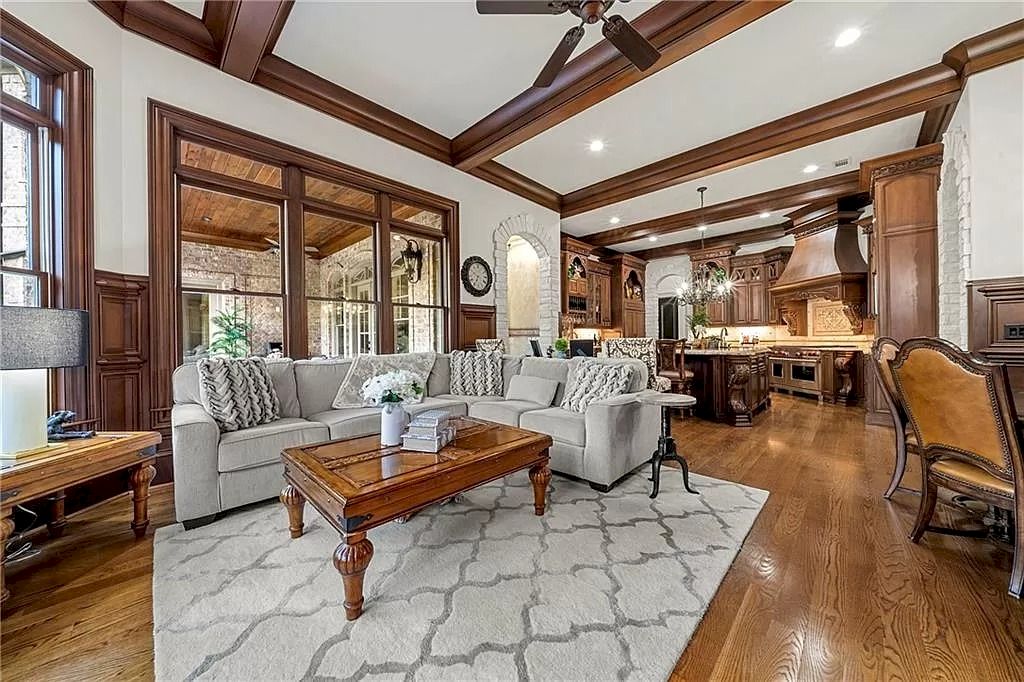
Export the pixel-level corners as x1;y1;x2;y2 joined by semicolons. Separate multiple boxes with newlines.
461;256;493;297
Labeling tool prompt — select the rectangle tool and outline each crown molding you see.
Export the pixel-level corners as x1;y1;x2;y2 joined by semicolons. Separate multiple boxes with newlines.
587;171;859;247
450;0;788;171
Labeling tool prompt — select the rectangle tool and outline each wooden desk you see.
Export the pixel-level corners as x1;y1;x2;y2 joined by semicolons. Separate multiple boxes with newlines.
0;432;161;603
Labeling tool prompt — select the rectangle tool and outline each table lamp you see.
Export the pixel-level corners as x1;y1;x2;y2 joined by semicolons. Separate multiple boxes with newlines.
0;306;89;457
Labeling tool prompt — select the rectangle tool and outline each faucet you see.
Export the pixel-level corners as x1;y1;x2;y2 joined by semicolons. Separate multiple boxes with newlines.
719;327;728;349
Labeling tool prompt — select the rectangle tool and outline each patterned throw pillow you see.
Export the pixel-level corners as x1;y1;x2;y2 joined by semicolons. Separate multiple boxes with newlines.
332;352;436;408
449;350;503;396
197;357;281;432
475;339;505;353
560;359;635;413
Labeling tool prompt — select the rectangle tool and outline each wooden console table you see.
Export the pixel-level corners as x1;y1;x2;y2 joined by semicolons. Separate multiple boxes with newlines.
0;432;161;603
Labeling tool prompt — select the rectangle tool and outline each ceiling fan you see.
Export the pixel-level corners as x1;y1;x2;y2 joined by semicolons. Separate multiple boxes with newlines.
263;237;319;256
477;0;661;88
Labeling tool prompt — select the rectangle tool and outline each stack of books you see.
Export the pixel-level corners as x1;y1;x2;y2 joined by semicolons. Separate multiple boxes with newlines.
402;409;456;453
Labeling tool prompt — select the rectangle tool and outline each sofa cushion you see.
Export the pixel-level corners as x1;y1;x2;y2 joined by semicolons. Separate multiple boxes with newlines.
307;407;383;440
332;353;436;408
434;393;496;406
469;399;544;426
197;357;281;432
505;375;558;407
449;350;503;396
520;407;586;446
294;359;352;417
173;358;301;418
560;360;635;413
217;418;328;473
407;397;468;418
519;357;570;404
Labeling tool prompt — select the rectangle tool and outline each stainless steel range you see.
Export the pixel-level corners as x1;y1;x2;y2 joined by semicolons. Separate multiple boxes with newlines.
768;347;824;401
768;346;864;405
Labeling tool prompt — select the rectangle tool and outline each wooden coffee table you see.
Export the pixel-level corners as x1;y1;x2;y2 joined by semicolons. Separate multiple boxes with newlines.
279;417;552;620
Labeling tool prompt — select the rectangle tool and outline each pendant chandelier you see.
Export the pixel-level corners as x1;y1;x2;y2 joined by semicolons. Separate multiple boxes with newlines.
674;186;734;308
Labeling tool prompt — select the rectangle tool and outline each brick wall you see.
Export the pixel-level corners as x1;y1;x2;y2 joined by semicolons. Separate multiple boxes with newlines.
938;126;971;347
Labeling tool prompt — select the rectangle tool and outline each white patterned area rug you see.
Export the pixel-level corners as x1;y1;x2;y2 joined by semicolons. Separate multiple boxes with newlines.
153;470;767;681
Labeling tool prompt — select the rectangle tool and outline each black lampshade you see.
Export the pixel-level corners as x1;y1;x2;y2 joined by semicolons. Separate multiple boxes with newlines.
0;306;89;370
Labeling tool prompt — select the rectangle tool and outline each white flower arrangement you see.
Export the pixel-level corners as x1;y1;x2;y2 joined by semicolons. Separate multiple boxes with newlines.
361;370;424;406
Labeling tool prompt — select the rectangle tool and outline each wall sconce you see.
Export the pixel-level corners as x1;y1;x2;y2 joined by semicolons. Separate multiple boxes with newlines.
401;239;423;283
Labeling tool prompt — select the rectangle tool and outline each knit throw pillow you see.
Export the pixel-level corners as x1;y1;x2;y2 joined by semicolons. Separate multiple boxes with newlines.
448;350;503;396
560;360;635;413
197;357;281;432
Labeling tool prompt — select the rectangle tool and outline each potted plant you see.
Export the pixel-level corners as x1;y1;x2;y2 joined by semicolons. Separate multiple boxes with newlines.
552;337;570;359
361;370;424;446
687;307;710;349
208;306;252;358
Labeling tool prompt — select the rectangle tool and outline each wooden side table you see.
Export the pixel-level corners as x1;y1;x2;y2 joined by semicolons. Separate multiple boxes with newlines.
0;431;161;603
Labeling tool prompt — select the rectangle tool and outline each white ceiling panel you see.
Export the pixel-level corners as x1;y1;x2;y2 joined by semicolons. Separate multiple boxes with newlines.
497;1;1023;193
562;114;923;242
166;0;204;19
275;0;654;137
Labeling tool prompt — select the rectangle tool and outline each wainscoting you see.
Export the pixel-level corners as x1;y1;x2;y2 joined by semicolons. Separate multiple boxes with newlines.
458;303;496;350
969;276;1024;393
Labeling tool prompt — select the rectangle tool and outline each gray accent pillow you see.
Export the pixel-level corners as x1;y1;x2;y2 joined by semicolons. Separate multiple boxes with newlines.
506;374;558;406
196;357;281;432
449;350;503;396
560;359;635;413
332;352;436;408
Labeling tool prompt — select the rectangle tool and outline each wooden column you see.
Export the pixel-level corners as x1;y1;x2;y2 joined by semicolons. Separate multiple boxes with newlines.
860;144;943;425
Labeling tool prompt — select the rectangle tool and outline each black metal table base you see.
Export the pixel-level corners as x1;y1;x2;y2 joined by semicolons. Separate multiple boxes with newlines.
648;403;699;499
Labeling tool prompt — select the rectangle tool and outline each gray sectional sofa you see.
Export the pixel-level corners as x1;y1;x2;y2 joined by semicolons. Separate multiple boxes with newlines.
171;354;659;527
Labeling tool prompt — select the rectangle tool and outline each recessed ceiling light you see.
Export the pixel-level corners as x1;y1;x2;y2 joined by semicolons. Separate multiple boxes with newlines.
609;216;620;225
834;27;861;48
759;211;771;219
201;215;212;223
648;236;658;242
588;139;605;152
802;164;819;174
697;224;708;232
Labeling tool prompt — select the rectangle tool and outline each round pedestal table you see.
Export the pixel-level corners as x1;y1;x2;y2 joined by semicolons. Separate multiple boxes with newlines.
636;392;700;499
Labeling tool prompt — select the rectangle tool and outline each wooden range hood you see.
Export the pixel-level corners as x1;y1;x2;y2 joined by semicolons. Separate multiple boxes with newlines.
769;199;869;336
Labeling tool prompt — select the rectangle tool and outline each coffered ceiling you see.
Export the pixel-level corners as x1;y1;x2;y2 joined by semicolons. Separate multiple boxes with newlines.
90;0;1024;260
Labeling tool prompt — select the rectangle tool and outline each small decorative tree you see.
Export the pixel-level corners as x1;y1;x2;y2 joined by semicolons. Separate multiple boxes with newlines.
208;306;252;358
687;306;711;343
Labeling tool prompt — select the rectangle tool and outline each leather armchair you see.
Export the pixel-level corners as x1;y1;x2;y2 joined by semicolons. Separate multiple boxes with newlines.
870;336;921;498
890;337;1024;599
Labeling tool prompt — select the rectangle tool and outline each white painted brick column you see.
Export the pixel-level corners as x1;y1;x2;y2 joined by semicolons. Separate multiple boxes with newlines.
938;126;971;347
492;214;559;349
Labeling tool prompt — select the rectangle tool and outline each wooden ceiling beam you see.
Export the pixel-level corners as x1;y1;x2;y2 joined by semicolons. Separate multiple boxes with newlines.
917;19;1023;145
561;64;961;217
451;0;788;171
206;1;294;82
92;0;219;64
587;171;859;247
465;161;562;213
630;223;791;261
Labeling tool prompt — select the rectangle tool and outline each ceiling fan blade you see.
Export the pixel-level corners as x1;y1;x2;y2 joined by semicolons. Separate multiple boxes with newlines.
534;24;585;88
476;1;568;15
602;14;660;71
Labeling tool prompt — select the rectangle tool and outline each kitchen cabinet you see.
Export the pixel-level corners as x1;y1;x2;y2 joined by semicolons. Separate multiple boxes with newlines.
730;247;792;326
586;260;613;328
606;253;648;337
684;349;772;426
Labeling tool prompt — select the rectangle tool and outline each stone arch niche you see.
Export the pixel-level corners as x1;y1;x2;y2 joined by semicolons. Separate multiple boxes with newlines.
493;214;559;349
645;256;691;338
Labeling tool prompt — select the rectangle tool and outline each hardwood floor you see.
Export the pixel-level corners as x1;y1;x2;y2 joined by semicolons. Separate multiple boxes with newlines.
2;395;1022;680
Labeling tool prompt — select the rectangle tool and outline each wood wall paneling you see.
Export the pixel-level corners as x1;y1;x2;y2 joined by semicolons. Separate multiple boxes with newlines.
459;304;497;350
969;276;1024;394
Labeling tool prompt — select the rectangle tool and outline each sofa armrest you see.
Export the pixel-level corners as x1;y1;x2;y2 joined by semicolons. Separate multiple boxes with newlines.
171;403;222;523
583;392;659;486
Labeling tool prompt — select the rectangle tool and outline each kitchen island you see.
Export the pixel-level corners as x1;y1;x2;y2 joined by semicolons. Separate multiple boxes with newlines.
684;348;771;426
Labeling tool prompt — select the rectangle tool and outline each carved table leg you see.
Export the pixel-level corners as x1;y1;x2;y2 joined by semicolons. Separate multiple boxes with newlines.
47;489;67;538
334;533;374;620
130;463;157;539
280;484;306;538
529;462;552;516
1;512;13;604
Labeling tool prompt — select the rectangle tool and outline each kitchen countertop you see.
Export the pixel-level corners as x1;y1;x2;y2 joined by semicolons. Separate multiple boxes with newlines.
685;348;772;356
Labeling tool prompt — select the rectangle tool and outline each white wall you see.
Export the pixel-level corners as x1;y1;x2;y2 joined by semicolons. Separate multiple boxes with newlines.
957;61;1024;279
6;1;561;303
